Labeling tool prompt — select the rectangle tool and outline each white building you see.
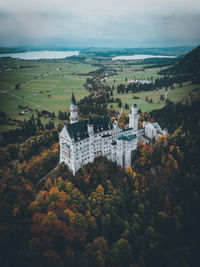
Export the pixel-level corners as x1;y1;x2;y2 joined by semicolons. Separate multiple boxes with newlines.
59;93;167;174
127;79;151;84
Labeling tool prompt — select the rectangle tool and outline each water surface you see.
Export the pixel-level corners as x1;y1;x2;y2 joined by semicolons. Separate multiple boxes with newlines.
0;50;79;60
112;54;176;60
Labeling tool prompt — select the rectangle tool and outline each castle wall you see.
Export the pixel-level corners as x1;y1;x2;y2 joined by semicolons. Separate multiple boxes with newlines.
59;100;166;174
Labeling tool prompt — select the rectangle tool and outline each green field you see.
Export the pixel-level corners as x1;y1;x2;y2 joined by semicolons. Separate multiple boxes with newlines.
0;56;199;133
0;58;97;119
105;63;200;112
108;81;200;113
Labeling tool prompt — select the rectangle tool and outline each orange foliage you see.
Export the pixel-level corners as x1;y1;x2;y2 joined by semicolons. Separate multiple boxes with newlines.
24;183;33;192
58;190;68;202
64;208;76;224
49;186;59;195
13;207;19;216
84;173;91;184
28;200;39;212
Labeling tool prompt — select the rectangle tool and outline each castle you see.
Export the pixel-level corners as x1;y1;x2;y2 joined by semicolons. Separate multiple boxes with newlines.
59;93;167;174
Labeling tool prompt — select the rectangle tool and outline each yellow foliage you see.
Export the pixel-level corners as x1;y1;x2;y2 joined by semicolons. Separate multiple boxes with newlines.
45;211;57;223
125;166;133;177
13;207;19;216
64;208;76;224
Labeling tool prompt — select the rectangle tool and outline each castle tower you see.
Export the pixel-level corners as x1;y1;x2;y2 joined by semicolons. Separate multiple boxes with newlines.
70;92;79;124
129;104;140;131
87;113;94;163
87;113;94;135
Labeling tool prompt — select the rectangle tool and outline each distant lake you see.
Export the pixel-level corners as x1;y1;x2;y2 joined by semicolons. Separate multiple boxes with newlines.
0;50;80;60
112;54;176;60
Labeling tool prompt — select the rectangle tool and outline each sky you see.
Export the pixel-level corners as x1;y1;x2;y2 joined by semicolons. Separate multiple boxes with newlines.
0;0;200;48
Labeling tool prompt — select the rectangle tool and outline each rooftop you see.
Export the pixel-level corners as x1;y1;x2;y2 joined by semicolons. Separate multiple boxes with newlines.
102;134;112;138
122;127;133;132
117;134;137;141
66;116;113;142
71;92;76;105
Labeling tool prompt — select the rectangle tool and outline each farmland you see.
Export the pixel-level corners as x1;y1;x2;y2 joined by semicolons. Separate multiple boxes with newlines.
0;58;97;117
0;54;199;133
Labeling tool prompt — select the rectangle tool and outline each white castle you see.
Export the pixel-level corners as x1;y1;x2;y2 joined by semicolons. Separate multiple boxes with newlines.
59;93;167;174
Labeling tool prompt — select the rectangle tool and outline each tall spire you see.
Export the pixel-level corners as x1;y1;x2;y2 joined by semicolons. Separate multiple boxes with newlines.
88;112;93;125
71;91;76;105
70;91;79;124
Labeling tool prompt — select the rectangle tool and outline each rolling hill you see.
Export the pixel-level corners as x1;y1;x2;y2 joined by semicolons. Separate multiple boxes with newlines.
160;45;200;83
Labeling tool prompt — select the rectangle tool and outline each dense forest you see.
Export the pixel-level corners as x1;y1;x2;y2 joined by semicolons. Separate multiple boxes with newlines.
0;96;199;267
160;45;200;83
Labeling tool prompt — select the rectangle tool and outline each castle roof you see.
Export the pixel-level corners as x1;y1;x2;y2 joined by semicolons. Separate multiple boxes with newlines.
102;134;112;138
111;140;117;145
117;134;137;141
71;92;76;105
66;116;113;142
88;113;93;124
122;127;133;132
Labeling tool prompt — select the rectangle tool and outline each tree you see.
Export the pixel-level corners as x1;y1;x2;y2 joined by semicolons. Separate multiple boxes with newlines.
118;100;122;108
15;83;20;89
110;238;132;266
86;236;108;267
42;250;64;267
125;103;129;109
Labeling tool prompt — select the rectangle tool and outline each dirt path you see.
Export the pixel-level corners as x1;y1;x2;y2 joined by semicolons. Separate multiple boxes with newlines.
0;73;53;112
35;164;60;194
3;91;53;113
0;73;49;94
158;87;171;100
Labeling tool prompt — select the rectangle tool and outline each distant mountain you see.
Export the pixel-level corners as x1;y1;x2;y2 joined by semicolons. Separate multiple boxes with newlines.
160;45;200;83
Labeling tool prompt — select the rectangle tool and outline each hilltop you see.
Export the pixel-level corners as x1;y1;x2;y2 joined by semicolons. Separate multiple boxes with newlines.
160;45;200;83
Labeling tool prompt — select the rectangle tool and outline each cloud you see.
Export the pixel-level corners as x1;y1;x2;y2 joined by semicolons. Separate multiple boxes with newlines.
0;0;200;47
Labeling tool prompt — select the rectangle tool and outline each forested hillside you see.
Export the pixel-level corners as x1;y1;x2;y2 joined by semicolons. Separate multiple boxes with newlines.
0;95;199;266
160;45;200;83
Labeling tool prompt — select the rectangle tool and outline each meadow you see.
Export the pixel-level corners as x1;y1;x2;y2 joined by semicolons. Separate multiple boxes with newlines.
109;81;200;113
0;58;96;118
105;62;200;112
0;56;199;132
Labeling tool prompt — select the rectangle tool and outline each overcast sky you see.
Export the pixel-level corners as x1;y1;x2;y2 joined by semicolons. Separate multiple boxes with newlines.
0;0;200;47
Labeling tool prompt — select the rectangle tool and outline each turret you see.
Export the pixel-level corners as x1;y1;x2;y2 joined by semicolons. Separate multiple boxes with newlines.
87;113;94;135
70;92;79;124
113;119;118;131
129;104;140;131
